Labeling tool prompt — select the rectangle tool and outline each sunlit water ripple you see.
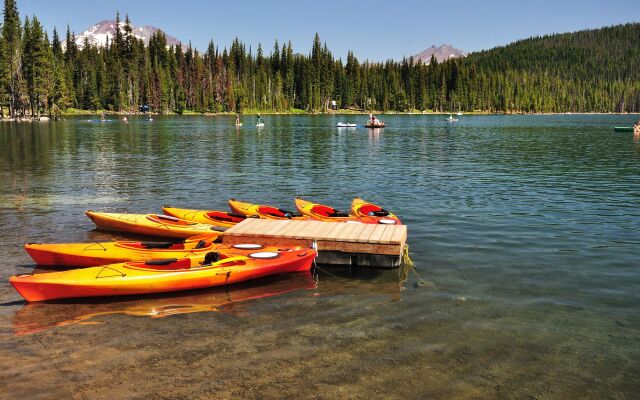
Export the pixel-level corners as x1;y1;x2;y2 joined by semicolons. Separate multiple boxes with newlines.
0;114;638;398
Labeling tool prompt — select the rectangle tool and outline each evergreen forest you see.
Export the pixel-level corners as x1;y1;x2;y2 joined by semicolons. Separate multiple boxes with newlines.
1;0;639;117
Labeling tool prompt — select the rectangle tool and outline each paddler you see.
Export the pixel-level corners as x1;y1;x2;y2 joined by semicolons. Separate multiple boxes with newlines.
256;114;264;125
235;113;240;125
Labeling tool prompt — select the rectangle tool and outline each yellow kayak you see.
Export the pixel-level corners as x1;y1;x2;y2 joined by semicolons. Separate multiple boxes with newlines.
163;206;249;227
25;236;219;267
350;197;401;224
228;199;307;220
86;211;226;239
294;197;399;224
24;236;290;268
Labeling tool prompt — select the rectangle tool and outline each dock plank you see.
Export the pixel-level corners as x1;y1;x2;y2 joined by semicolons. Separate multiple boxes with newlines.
320;222;347;241
225;219;256;235
333;222;364;241
286;220;314;239
368;224;390;244
300;220;328;239
389;224;407;244
261;219;286;236
277;220;309;237
378;224;397;244
312;221;342;240
269;220;291;237
353;224;378;242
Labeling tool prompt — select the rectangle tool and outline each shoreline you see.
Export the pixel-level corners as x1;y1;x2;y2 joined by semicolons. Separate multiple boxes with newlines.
1;110;638;121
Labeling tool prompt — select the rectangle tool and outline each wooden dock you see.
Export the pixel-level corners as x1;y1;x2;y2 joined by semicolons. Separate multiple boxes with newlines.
222;219;407;267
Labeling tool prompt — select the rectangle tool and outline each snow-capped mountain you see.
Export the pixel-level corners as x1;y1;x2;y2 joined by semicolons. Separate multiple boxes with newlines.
69;20;182;49
412;44;466;64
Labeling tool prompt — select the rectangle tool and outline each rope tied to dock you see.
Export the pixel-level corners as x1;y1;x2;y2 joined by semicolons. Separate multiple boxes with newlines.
401;244;428;287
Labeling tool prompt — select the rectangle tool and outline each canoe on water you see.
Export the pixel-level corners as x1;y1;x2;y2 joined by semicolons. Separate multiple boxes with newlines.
10;246;317;302
614;127;634;132
86;211;227;239
228;199;306;220
163;206;248;227
350;197;401;224
24;235;218;267
13;271;316;335
364;124;385;128
24;235;279;267
295;197;399;224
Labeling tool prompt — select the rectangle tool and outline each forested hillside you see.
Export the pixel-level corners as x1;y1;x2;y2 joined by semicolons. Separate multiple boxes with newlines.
1;0;638;117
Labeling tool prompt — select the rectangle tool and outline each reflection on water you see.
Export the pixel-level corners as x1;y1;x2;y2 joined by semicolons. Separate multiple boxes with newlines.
12;264;411;336
13;271;318;335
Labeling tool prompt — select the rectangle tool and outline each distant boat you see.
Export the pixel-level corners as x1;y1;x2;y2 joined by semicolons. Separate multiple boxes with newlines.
337;122;357;127
235;123;243;127
614;126;634;132
446;114;458;122
364;123;385;128
256;122;265;128
456;111;463;116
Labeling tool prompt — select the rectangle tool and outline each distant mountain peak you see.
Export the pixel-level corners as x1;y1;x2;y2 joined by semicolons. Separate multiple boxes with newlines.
412;44;466;64
68;19;182;49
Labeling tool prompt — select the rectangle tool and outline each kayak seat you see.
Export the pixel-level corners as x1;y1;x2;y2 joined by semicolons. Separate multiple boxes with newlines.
194;239;207;249
367;210;390;217
204;252;221;265
227;212;247;219
329;211;349;218
141;242;176;249
141;258;191;270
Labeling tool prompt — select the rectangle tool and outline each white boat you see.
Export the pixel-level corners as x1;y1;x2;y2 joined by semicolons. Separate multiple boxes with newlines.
446;114;458;122
235;123;243;127
256;123;265;127
456;112;463;116
337;122;357;127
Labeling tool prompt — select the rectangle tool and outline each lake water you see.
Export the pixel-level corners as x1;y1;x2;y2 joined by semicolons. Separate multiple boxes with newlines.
0;114;639;399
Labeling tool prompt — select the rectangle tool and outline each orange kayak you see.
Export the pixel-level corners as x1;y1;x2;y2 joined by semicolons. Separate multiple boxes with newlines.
23;236;282;267
11;247;316;302
13;271;316;335
294;197;398;224
228;199;307;220
163;206;250;227
350;197;401;224
86;211;226;239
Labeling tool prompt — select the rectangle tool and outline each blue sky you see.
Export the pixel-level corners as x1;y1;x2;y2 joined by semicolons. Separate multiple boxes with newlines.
20;0;640;60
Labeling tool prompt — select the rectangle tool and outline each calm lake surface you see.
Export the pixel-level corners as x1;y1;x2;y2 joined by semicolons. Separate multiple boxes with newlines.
0;114;639;399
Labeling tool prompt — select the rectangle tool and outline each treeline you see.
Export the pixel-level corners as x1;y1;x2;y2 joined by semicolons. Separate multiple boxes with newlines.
1;0;639;117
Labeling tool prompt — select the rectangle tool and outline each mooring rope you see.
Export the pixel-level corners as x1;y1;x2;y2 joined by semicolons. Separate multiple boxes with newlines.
402;244;428;286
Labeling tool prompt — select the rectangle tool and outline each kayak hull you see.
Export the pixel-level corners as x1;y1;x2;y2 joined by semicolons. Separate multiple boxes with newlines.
86;211;225;239
11;248;316;302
